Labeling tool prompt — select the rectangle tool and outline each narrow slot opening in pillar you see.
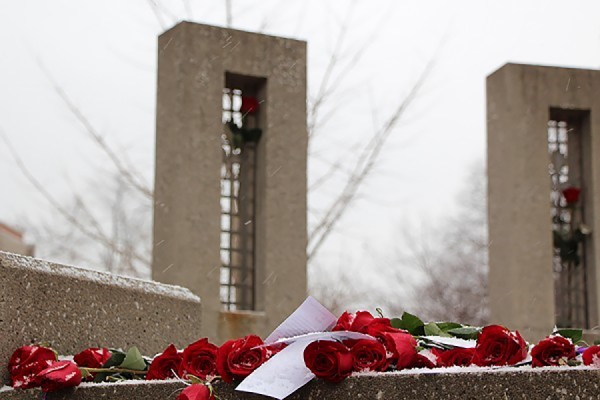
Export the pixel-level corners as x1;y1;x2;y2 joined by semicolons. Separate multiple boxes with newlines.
220;73;266;311
549;108;592;329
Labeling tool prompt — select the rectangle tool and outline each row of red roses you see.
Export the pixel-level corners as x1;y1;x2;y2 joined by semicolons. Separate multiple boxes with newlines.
7;309;600;399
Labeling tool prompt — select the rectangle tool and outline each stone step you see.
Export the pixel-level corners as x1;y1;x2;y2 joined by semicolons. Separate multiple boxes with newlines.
0;251;202;386
2;369;600;399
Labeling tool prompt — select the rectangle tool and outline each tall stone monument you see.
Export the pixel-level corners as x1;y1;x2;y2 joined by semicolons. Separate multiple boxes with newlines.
487;63;600;340
152;22;308;343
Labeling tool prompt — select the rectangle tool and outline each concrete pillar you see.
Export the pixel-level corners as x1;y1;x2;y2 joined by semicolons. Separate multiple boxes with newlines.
152;22;307;343
487;63;600;341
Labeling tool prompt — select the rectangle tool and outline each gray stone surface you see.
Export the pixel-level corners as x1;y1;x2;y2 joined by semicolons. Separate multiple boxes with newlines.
487;63;600;341
3;369;600;399
152;22;308;344
0;251;201;386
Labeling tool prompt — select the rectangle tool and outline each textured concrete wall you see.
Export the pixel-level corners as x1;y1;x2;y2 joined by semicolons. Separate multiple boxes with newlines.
152;22;307;344
487;63;600;341
4;369;600;399
0;251;201;385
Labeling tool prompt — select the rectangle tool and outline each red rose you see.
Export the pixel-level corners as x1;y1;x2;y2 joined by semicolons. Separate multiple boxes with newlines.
562;187;581;205
473;325;527;366
216;335;266;383
348;339;389;372
73;348;111;368
332;311;354;331
146;344;183;380
8;345;57;389
240;97;259;115
407;351;436;369
434;347;475;367
531;336;575;367
179;339;219;380
582;345;600;366
303;340;353;383
177;384;215;400
35;361;82;392
374;331;417;369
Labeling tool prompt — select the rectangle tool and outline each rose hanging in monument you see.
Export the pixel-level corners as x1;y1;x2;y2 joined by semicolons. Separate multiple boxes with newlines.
553;186;591;266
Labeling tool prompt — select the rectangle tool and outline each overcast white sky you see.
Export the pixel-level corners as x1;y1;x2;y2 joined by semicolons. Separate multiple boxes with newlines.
1;0;600;276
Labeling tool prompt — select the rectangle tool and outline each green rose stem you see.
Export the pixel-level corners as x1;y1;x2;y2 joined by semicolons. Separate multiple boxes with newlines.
80;367;147;375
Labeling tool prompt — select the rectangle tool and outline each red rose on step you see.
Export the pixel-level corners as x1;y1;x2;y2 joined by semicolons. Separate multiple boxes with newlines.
333;311;394;334
179;339;219;380
473;325;527;366
348;339;389;372
434;347;475;367
332;311;354;331
582;345;600;367
304;340;353;383
8;345;57;389
73;348;111;368
240;96;259;115
531;336;575;367
146;344;183;380
406;351;437;369
562;187;581;205
216;335;266;383
374;331;417;369
177;384;215;400
35;361;82;392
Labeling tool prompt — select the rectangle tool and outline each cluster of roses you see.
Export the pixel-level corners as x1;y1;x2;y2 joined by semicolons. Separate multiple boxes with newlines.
302;310;600;383
7;335;281;400
8;345;110;392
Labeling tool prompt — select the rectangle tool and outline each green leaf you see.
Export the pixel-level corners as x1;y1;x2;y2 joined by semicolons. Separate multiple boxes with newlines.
93;372;111;383
390;318;403;329
555;329;583;344
424;322;452;337
120;347;147;371
102;352;126;368
436;322;463;332
448;327;480;340
391;312;425;335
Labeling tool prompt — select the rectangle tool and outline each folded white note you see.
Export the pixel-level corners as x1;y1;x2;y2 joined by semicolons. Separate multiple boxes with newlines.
264;296;337;344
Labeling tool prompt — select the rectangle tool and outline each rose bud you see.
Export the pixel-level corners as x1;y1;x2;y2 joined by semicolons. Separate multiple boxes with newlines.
582;345;600;367
8;345;57;389
146;344;183;380
473;325;527;366
434;347;475;367
562;187;581;205
348;339;389;372
332;311;355;331
179;338;219;380
177;384;215;400
35;361;82;392
303;340;353;383
73;348;111;368
531;336;575;367
216;335;266;383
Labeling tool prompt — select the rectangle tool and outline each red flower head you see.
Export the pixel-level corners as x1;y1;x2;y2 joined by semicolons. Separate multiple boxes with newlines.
8;345;57;389
303;340;353;383
146;344;183;380
333;310;395;334
473;325;527;367
179;338;219;380
177;384;215;400
374;331;418;369
582;345;600;367
35;361;82;392
240;97;260;115
531;335;575;367
73;348;111;369
406;351;437;369
562;187;581;205
216;335;266;383
347;339;389;372
433;347;475;367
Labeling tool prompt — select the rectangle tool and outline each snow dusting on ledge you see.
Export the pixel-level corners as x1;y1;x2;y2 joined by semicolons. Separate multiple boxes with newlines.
0;251;200;302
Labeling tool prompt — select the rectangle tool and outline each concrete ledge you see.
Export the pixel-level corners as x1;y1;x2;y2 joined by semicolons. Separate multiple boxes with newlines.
0;251;202;385
2;369;600;399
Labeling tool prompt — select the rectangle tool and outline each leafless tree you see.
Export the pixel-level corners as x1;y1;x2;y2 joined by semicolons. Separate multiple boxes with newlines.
384;163;489;325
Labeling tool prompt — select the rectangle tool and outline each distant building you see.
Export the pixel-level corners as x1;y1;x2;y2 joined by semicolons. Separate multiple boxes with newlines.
0;222;34;256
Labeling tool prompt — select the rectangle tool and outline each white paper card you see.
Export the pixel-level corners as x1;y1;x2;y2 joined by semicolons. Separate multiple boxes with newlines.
264;296;337;344
236;339;315;400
